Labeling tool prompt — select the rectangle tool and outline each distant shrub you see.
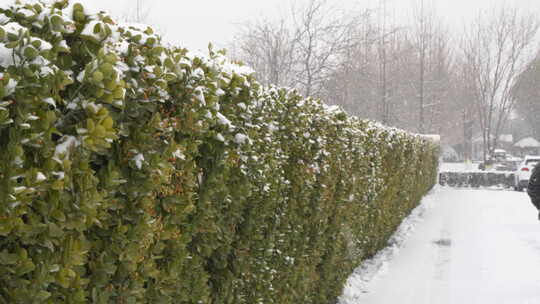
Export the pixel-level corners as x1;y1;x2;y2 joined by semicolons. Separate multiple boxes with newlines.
439;171;514;189
0;1;438;303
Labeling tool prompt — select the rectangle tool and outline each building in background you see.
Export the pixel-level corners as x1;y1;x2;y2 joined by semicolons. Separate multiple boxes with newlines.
514;137;540;156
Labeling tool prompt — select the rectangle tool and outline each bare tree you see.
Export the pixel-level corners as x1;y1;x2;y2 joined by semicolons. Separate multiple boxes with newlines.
512;53;540;140
446;57;477;160
460;6;540;160
122;0;153;23
232;18;296;87
377;0;391;124
411;0;429;133
289;0;358;97
321;9;377;115
324;1;409;126
230;0;540;160
232;0;358;98
408;0;455;134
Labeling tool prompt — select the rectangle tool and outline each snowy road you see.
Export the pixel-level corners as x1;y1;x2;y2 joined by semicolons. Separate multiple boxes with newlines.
340;187;540;304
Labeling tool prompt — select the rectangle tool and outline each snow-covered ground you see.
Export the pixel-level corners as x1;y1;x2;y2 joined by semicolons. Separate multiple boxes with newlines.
340;186;540;304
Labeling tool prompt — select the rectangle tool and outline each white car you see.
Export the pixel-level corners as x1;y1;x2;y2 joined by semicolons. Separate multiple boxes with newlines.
514;155;540;191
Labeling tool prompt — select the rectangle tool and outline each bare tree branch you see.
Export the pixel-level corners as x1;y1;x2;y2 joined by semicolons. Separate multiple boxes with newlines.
460;5;539;160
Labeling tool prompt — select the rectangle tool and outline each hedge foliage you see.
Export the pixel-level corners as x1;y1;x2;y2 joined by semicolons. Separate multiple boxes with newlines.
0;1;439;303
439;171;515;189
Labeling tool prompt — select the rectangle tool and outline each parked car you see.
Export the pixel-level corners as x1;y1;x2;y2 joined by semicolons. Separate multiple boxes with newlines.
514;155;540;191
492;149;507;161
479;149;514;171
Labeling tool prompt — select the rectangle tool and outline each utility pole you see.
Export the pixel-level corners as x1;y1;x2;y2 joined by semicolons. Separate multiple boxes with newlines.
418;0;425;134
379;0;389;125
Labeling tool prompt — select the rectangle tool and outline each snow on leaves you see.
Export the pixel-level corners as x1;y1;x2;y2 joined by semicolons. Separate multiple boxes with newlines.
0;1;439;303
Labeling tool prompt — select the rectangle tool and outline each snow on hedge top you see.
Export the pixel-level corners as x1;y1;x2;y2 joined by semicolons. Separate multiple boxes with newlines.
0;0;430;162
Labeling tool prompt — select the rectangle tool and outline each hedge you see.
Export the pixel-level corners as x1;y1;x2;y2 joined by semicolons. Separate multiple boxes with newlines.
439;171;515;189
0;1;439;303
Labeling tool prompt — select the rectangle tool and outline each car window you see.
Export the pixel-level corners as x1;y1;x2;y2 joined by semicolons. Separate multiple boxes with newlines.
526;160;540;166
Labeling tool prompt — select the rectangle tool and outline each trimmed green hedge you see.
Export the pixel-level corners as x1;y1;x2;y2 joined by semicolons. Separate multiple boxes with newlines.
0;1;438;303
439;171;515;189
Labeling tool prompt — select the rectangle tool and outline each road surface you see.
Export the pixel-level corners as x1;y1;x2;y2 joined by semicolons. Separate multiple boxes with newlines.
340;187;540;304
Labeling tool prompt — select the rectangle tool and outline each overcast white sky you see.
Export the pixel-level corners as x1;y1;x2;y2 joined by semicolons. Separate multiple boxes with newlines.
2;0;540;51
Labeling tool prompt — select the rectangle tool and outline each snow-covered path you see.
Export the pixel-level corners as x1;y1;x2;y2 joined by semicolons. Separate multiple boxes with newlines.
341;187;540;304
